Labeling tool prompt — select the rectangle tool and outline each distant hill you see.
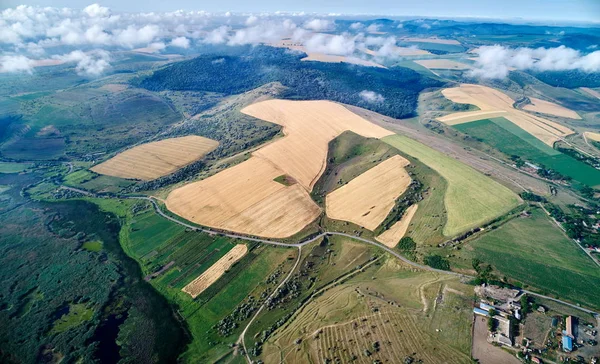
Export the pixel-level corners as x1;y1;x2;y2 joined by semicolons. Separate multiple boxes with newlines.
136;46;443;119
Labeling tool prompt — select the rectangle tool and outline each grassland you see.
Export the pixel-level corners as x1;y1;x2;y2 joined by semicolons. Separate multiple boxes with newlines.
81;240;103;252
261;258;474;364
49;303;94;335
0;162;31;173
455;118;600;187
383;134;520;236
326;155;411;230
93;197;295;362
92;135;219;180
464;208;600;310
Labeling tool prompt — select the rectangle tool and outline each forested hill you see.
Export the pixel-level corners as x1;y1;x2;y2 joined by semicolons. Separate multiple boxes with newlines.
136;46;443;119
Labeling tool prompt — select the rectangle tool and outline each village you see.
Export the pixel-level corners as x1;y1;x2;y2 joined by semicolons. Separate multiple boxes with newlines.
472;284;599;364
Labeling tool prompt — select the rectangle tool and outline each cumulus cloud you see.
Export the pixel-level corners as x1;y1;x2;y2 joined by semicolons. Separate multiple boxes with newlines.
359;90;385;104
54;50;110;76
305;33;356;56
203;25;230;44
303;18;335;31
83;3;110;18
228;19;297;45
170;36;190;48
349;22;363;30
366;24;381;33
115;24;160;47
245;15;258;26
470;45;600;79
0;55;34;73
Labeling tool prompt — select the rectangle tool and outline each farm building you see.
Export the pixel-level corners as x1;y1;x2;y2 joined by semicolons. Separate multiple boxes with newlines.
473;308;489;317
563;335;574;352
566;316;574;338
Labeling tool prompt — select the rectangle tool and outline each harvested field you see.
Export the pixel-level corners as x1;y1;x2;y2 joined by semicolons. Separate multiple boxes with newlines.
181;244;248;298
99;84;128;93
385;45;431;56
91;136;218;180
241;100;394;190
326;155;411;230
301;53;385;68
414;59;471;70
166;100;392;238
581;87;600;100
438;84;574;146
472;315;520;364
585;131;600;142
402;37;461;45
522;97;581;119
376;204;419;248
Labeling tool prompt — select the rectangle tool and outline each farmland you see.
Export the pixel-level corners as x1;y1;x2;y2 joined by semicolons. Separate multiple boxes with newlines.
414;59;471;71
326;155;411;230
438;84;574;146
376;204;419;248
261;258;474;364
91;135;219;180
166;100;393;238
382;134;520;236
455;118;600;187
114;199;297;362
464;208;600;310
522;97;581;119
182;244;248;298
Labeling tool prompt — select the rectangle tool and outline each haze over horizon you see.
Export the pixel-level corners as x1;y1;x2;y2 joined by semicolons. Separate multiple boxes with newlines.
2;0;600;23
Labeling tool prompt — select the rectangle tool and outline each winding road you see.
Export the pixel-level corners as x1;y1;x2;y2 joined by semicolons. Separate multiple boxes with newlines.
60;185;599;318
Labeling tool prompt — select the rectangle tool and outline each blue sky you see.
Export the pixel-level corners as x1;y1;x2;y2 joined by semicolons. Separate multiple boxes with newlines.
2;0;599;22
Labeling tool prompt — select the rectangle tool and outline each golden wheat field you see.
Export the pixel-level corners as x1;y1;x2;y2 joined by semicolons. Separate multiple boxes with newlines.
581;87;600;100
91;136;219;180
522;97;581;119
585;131;600;142
182;244;248;298
376;204;419;248
166;100;393;238
326;155;411;231
438;84;574;146
414;59;471;70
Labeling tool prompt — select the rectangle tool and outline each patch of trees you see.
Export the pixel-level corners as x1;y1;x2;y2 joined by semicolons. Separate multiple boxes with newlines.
129;160;205;192
213;297;259;337
136;46;443;119
398;237;416;251
536;164;571;182
557;146;600;169
423;254;450;271
376;179;424;235
520;191;547;202
531;70;600;89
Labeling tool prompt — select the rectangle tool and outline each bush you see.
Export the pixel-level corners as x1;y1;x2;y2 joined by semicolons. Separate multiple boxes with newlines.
397;237;416;251
424;255;450;271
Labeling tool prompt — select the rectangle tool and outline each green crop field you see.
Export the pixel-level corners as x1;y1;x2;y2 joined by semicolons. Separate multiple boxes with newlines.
0;162;31;173
454;118;600;187
466;208;600;310
383;134;521;236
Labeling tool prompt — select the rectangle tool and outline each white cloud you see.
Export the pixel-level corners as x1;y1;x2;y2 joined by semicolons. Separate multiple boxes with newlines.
469;45;600;79
245;15;258;26
303;18;335;32
54;50;110;76
0;54;34;73
148;42;166;52
366;24;380;33
359;90;384;104
227;19;297;46
115;24;160;47
83;4;110;18
203;25;230;44
170;36;190;48
305;33;356;56
349;22;363;30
